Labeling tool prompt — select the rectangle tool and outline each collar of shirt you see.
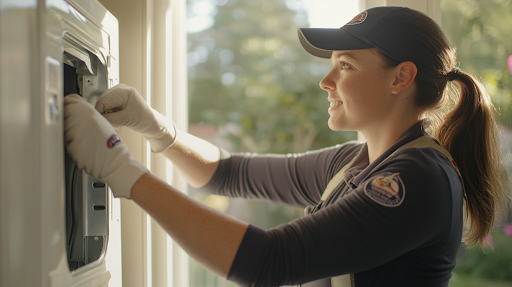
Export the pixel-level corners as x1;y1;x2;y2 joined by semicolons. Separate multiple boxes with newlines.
343;120;428;189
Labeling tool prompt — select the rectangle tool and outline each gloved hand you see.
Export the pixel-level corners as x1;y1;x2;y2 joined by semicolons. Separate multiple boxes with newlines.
95;83;177;153
64;94;149;199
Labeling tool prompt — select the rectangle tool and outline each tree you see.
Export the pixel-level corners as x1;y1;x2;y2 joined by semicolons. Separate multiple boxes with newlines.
187;0;356;154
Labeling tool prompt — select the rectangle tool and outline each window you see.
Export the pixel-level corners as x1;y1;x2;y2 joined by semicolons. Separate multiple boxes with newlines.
186;0;359;285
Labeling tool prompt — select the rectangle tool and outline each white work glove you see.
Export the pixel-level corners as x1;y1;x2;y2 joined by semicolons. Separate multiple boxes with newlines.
95;83;177;153
64;94;149;199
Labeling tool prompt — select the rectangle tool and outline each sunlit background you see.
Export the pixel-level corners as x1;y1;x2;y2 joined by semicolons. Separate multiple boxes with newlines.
186;0;512;286
188;0;359;32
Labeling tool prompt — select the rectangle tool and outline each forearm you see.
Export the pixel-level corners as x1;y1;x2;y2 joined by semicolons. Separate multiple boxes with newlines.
94;84;219;187
160;129;221;188
131;172;248;278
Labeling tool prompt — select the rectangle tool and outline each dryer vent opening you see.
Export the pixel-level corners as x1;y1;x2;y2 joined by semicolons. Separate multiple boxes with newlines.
63;50;109;272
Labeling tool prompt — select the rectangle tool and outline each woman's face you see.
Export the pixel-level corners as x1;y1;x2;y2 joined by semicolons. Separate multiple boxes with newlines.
320;49;398;133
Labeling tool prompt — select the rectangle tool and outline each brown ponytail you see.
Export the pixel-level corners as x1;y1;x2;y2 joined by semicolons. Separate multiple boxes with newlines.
379;10;510;248
436;70;508;247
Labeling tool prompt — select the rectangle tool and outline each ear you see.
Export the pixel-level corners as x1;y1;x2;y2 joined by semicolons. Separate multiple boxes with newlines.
390;61;417;95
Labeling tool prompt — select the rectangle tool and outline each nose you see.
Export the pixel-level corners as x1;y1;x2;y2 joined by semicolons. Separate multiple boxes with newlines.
319;68;336;91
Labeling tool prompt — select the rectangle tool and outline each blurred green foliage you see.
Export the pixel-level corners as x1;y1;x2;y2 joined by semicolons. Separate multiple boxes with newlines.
454;226;512;282
450;272;512;287
441;0;512;127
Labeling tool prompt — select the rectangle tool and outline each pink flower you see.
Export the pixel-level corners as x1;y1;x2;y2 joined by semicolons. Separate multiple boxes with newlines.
504;224;512;236
508;55;512;74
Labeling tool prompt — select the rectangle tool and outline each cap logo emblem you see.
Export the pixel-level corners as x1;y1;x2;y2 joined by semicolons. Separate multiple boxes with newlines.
345;11;368;26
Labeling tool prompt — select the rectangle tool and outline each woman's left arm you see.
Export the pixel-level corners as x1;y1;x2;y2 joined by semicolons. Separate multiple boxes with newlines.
131;172;248;278
64;95;248;277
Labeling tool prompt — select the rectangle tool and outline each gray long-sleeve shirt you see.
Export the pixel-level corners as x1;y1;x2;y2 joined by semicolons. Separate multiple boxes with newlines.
201;121;463;287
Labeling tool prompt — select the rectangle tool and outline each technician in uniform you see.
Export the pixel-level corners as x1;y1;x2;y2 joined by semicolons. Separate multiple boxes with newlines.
64;6;509;287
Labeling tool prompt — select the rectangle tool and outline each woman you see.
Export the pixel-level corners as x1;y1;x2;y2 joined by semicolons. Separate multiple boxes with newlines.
64;6;508;287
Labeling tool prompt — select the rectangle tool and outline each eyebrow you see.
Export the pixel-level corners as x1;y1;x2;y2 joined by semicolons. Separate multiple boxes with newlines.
331;51;358;60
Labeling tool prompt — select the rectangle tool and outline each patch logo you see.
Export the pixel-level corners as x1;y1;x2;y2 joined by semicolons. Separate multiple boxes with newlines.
107;134;122;148
345;11;368;26
364;172;405;207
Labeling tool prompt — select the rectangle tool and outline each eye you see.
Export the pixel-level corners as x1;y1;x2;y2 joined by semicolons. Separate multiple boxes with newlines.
340;61;352;70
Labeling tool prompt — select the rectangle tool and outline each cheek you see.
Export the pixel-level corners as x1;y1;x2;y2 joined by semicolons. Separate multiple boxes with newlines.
339;76;371;108
344;73;387;107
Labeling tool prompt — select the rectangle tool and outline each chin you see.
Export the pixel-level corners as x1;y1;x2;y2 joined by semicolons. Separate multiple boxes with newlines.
328;117;358;132
328;119;345;131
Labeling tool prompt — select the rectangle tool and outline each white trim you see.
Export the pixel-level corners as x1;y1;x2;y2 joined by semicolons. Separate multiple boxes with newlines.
169;0;190;286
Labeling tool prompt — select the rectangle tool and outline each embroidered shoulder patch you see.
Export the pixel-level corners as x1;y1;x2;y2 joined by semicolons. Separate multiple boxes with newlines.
364;173;405;207
345;11;368;26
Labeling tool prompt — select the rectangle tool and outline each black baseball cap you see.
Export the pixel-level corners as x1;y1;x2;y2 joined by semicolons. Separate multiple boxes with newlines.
298;6;423;63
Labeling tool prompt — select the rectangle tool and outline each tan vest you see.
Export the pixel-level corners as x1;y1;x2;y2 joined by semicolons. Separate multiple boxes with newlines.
318;136;463;287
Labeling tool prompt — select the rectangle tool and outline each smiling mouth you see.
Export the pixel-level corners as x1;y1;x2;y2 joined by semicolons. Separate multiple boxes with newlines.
329;101;343;107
